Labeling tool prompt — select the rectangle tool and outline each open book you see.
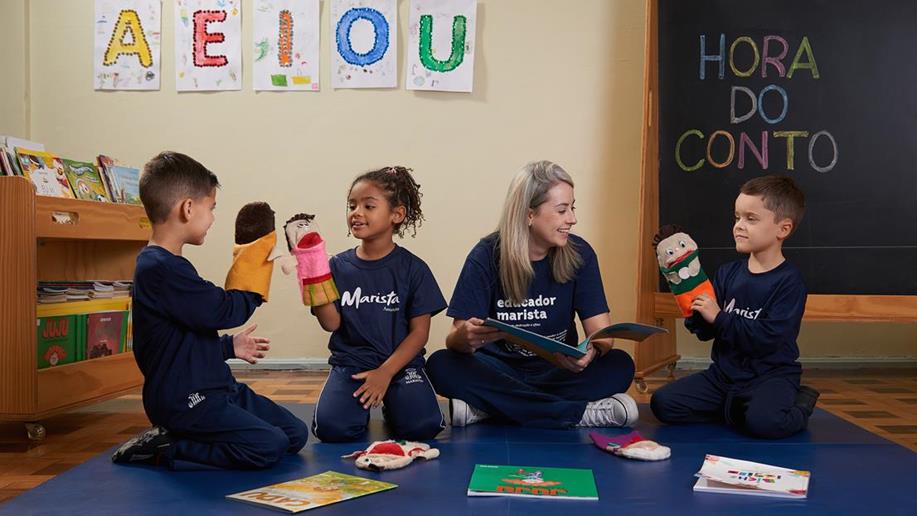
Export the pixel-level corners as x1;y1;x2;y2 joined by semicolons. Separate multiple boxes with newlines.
693;455;810;499
483;318;666;366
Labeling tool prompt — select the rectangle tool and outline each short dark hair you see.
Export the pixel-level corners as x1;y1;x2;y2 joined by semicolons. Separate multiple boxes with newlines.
739;175;806;231
348;166;424;238
139;151;220;223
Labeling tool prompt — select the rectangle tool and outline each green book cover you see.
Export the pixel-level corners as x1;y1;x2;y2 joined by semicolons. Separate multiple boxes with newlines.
467;465;598;500
61;158;110;202
36;315;78;369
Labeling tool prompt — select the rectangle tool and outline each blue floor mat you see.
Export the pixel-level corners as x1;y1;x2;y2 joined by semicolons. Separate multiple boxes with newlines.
2;405;915;515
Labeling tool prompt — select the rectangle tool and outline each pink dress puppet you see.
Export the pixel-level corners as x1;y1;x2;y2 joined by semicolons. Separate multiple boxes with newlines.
279;214;340;306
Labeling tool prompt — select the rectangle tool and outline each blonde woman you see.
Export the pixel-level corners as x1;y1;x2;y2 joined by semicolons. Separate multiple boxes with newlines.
426;161;638;429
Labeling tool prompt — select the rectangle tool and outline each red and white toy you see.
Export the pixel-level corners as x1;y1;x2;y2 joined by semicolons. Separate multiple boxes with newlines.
341;440;440;472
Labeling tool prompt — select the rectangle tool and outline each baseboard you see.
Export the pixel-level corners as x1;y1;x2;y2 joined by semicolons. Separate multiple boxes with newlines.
228;358;330;371
676;356;917;370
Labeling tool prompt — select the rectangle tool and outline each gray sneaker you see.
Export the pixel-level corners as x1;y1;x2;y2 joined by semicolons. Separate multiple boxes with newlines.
577;393;639;428
450;399;490;427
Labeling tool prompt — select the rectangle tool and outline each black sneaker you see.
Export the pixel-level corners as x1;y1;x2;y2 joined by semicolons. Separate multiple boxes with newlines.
795;385;820;416
111;426;172;465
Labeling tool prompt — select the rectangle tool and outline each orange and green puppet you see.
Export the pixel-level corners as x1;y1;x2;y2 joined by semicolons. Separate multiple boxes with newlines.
654;225;716;317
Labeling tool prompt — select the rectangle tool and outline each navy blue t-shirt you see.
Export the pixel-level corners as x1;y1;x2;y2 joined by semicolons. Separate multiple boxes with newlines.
685;259;807;383
327;245;447;370
132;246;262;426
448;234;609;369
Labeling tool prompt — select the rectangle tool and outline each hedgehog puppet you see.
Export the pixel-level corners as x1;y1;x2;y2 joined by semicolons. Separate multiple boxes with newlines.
653;225;716;317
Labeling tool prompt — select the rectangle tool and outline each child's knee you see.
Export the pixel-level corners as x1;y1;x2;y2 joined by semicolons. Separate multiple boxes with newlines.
392;412;444;441
245;427;290;468
287;418;309;452
312;415;366;443
743;408;797;439
650;387;678;423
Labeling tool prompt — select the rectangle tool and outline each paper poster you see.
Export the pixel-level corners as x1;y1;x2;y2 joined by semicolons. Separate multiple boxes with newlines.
253;0;320;91
94;0;162;90
331;0;398;89
407;0;476;92
175;0;242;91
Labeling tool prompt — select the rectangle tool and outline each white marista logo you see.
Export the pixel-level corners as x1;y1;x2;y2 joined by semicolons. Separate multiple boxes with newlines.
340;287;400;310
187;392;206;409
724;298;762;320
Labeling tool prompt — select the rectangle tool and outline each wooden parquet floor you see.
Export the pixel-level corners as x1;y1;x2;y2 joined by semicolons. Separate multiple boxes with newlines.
1;368;915;504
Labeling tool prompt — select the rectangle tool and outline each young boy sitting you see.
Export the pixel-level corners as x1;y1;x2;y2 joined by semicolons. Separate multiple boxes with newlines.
112;151;307;469
650;175;819;439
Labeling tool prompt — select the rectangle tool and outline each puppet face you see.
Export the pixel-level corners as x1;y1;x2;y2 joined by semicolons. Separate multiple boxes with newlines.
284;218;314;249
655;232;698;269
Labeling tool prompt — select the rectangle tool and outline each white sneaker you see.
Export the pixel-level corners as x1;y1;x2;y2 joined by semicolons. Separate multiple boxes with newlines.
577;393;639;428
450;399;490;427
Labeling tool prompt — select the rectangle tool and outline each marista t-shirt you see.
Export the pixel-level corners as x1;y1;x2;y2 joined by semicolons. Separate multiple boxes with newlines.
327;245;447;370
448;233;609;367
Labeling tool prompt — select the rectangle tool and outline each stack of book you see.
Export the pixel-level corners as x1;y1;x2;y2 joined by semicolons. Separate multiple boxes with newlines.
37;281;132;303
0;135;140;205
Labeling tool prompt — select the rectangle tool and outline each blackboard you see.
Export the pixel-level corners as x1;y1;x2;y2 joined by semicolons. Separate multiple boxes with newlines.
657;0;917;295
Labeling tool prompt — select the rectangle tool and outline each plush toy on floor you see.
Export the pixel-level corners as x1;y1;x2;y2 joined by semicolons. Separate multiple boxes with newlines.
275;213;340;307
225;201;278;302
342;440;440;472
653;224;716;317
589;431;671;461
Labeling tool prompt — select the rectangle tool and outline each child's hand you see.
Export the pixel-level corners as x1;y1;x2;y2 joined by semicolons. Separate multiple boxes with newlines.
352;368;393;409
554;343;596;373
690;294;720;324
233;324;271;364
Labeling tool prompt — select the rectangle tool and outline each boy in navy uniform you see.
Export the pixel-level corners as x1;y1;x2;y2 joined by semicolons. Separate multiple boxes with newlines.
651;175;819;439
112;151;307;469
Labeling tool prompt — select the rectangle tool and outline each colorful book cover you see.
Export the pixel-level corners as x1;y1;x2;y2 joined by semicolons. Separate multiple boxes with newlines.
85;311;127;359
226;471;397;513
467;465;598;500
693;454;810;499
61;159;110;202
106;165;141;205
36;315;78;369
15;148;76;198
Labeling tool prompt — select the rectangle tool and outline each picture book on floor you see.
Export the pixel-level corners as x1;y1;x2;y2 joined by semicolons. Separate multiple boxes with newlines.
484;318;666;366
693;454;810;499
467;464;598;500
226;471;397;513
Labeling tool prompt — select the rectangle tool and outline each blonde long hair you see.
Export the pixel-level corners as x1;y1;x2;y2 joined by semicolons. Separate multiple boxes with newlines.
496;160;583;303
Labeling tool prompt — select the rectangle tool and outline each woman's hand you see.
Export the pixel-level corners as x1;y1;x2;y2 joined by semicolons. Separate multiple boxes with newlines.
553;342;596;373
460;318;508;350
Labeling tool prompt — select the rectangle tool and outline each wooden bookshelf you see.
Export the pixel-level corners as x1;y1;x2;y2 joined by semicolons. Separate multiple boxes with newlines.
0;176;149;440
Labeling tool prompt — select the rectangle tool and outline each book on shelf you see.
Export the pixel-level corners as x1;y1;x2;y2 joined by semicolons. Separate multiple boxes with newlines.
85;311;127;359
61;158;110;202
14;148;75;198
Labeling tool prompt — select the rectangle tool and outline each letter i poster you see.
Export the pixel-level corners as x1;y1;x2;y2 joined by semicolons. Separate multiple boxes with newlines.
94;0;162;90
407;0;477;93
175;0;242;91
253;0;320;91
331;0;398;89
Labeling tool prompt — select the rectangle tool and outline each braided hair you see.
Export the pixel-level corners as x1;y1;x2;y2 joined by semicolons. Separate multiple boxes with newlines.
348;166;424;238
